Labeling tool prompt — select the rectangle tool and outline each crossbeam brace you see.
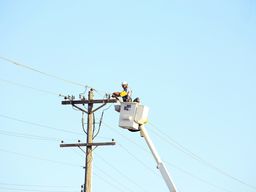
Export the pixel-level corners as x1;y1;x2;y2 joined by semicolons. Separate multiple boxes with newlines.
62;99;117;105
60;141;116;148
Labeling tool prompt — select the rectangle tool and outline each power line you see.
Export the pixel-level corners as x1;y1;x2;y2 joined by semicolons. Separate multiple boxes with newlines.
1;56;246;191
0;182;75;188
0;56;87;88
118;143;157;176
0;129;60;142
0;186;77;192
0;114;83;136
94;164;136;192
93;172;130;192
0;56;107;97
101;121;159;174
72;147;149;192
102;121;238;192
164;161;233;192
95;152;150;192
73;140;155;192
0;148;82;168
0;78;59;96
148;122;256;191
101;121;149;152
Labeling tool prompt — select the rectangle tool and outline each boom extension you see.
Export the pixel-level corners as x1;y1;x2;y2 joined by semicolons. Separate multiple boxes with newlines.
140;125;177;192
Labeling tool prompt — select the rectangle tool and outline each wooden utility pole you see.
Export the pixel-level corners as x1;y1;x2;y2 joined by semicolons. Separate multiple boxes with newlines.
60;89;117;192
84;90;93;192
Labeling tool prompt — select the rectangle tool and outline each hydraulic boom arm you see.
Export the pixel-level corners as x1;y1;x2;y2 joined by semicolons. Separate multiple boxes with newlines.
140;125;177;192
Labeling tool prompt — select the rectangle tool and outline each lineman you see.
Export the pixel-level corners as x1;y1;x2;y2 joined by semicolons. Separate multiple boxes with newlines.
112;81;132;102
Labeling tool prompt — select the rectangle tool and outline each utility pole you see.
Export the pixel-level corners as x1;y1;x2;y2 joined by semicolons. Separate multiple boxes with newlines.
84;90;93;192
60;89;117;192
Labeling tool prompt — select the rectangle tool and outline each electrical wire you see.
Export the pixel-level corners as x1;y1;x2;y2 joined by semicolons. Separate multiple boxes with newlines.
0;56;87;88
93;172;130;192
93;113;96;134
0;129;60;142
118;143;157;176
99;121;240;192
1;55;246;191
0;114;83;136
72;147;132;192
101;121;149;152
0;187;77;192
164;161;233;192
0;56;108;97
148;122;256;191
0;78;59;96
94;164;136;192
81;112;87;135
0;148;82;168
93;104;112;139
0;182;75;188
72;135;152;192
94;152;150;192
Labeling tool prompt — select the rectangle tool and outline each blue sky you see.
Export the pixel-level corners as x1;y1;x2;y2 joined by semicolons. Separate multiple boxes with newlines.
0;0;256;192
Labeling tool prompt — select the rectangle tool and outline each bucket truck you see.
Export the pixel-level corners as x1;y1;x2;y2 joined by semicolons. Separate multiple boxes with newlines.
116;102;177;192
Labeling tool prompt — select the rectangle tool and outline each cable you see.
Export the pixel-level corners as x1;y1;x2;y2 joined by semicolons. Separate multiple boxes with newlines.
148;122;256;191
93;112;96;134
0;56;108;97
101;121;149;153
0;129;60;142
74;147;147;192
81;112;87;135
0;182;75;188
164;161;233;192
93;172;130;192
78;146;86;154
101;121;239;192
0;78;59;96
118;143;157;176
94;152;150;192
0;56;88;88
94;164;136;192
0;148;82;168
0;114;83;136
93;105;112;139
0;187;77;192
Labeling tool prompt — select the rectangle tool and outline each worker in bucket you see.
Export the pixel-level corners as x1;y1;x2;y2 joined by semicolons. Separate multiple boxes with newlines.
112;81;132;102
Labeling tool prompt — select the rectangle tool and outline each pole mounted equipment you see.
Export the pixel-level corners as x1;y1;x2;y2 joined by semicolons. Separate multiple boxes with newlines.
60;89;117;192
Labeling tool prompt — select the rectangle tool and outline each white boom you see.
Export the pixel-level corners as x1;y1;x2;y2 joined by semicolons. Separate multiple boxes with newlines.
140;125;177;192
117;102;177;191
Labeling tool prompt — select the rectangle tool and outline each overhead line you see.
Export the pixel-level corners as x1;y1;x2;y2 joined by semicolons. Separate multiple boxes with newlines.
165;161;233;192
93;172;130;192
0;129;60;142
95;152;150;192
101;121;149;152
94;164;136;192
0;78;59;96
72;148;149;192
0;148;82;168
102;120;237;192
0;182;75;188
148;122;256;191
0;56;108;97
0;186;77;192
0;56;87;88
0;114;82;136
118;143;157;176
